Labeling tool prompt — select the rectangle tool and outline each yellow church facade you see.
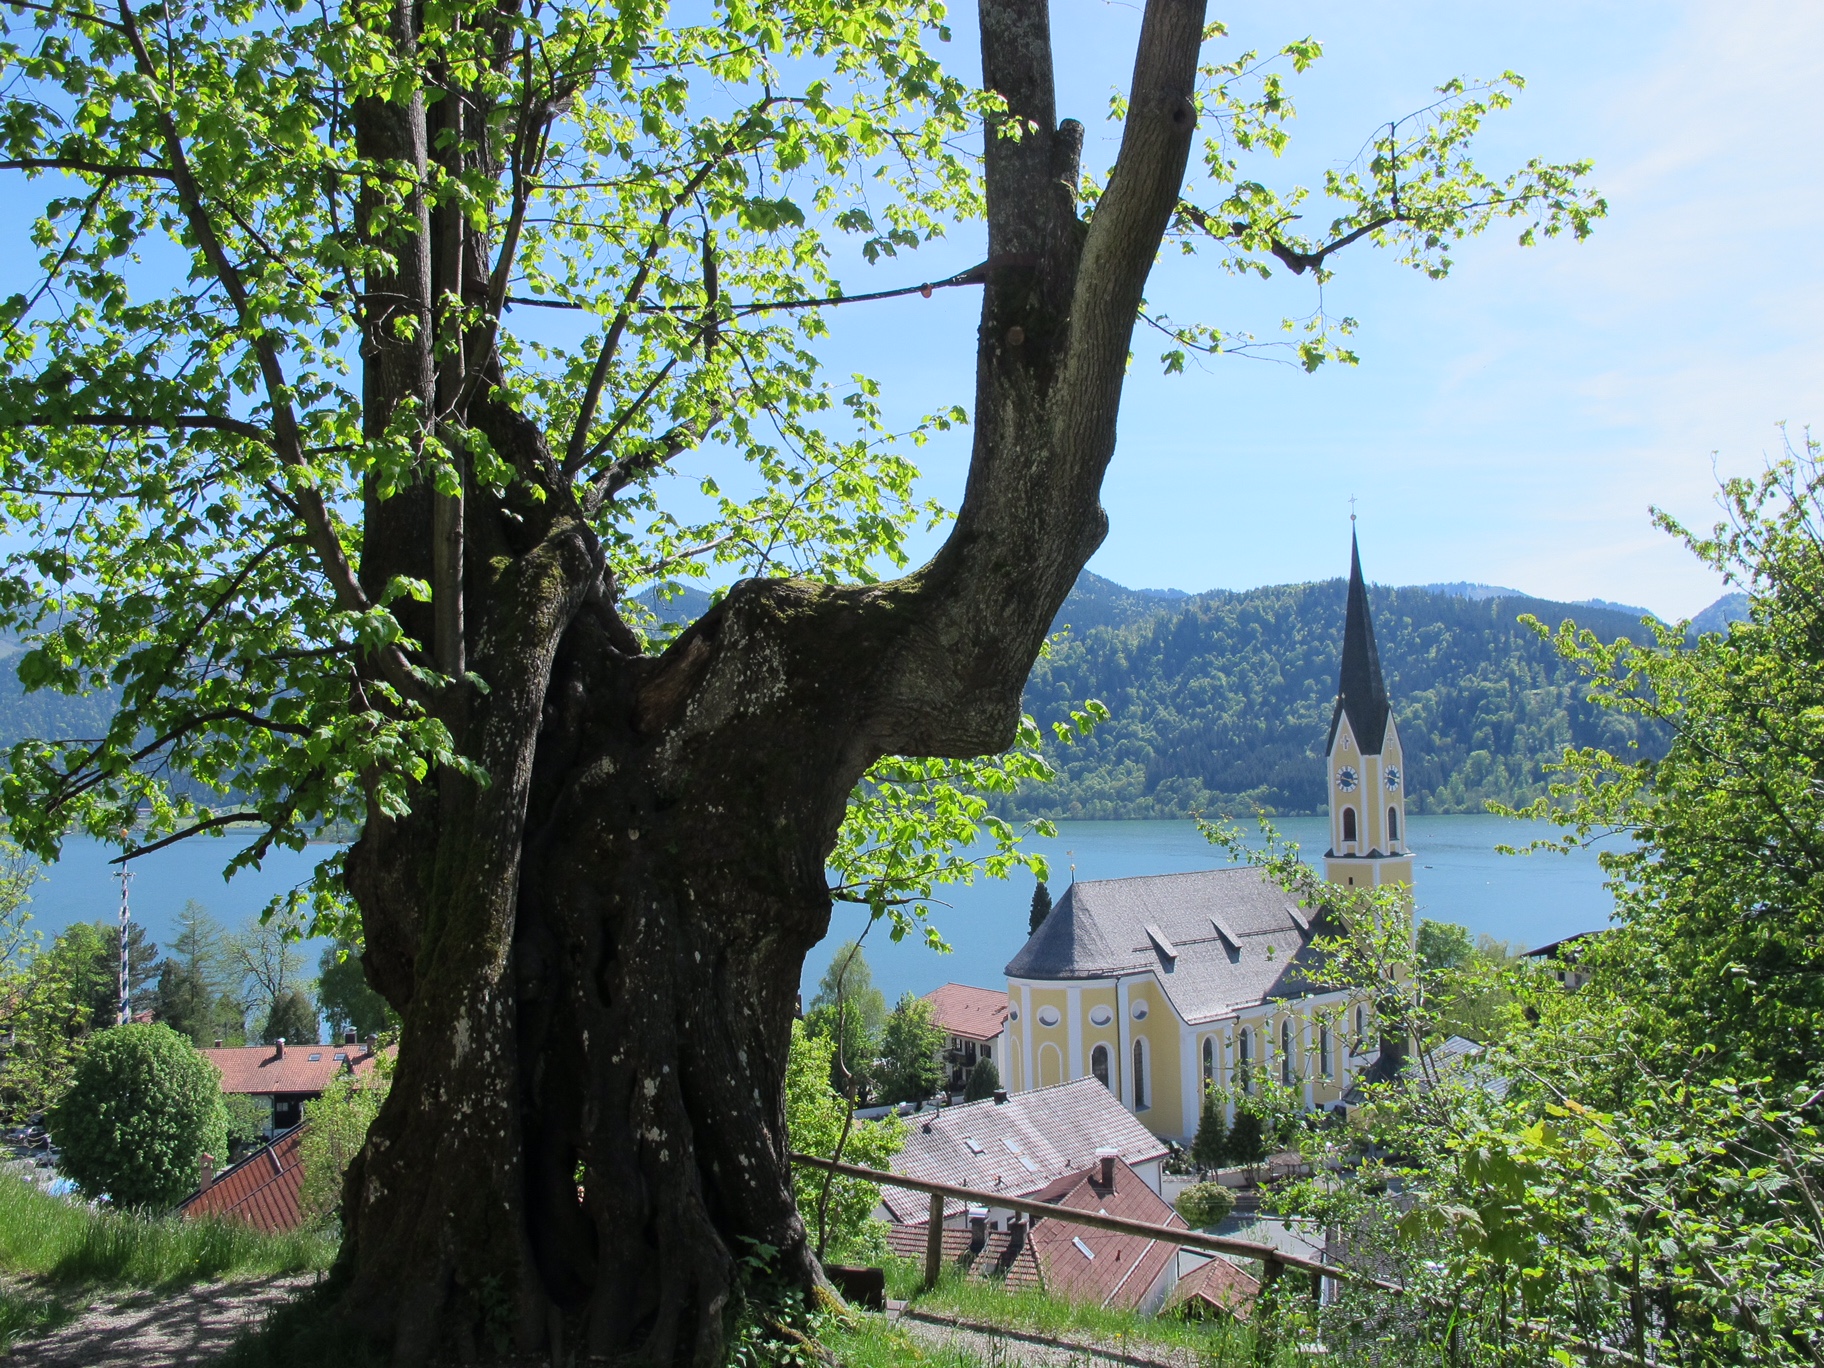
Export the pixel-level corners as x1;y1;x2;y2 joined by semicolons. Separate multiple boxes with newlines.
1001;534;1407;1142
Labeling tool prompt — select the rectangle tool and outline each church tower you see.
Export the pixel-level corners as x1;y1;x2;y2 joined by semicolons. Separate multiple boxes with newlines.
1324;533;1413;888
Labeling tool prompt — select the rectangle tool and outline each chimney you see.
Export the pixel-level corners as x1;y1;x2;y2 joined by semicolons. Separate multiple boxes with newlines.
1096;1147;1118;1188
199;1153;215;1192
274;1038;286;1059
968;1206;988;1254
1006;1214;1027;1258
213;1038;223;1049
344;1029;357;1046
992;1088;1008;1105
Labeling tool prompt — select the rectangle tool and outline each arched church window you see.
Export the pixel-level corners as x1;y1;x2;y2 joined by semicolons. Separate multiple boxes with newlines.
1237;1028;1251;1093
1342;807;1357;843
1319;1023;1331;1077
1202;1036;1215;1090
1281;1019;1293;1084
1388;806;1399;843
1132;1040;1147;1110
1091;1043;1110;1090
1355;1005;1366;1049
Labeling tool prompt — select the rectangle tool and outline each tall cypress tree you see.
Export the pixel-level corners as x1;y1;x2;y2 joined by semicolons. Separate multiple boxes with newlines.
1028;881;1052;935
1191;1091;1229;1172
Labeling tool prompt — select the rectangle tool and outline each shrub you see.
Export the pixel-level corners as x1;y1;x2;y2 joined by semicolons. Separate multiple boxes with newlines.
1191;1090;1228;1171
50;1023;227;1209
1226;1111;1267;1170
298;1055;392;1226
962;1056;1000;1102
1174;1181;1234;1228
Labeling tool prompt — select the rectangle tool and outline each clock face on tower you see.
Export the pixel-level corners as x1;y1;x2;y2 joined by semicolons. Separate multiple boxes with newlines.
1385;766;1401;791
1336;766;1359;792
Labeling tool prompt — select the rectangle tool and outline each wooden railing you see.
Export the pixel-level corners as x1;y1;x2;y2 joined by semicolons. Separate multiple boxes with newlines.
789;1152;1660;1367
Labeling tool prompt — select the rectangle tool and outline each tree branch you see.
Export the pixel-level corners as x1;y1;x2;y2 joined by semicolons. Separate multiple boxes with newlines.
0;157;171;179
2;412;273;443
111;811;265;862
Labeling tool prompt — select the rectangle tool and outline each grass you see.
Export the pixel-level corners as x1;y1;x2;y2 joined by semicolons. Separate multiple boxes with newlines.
879;1255;1304;1366
0;1171;335;1289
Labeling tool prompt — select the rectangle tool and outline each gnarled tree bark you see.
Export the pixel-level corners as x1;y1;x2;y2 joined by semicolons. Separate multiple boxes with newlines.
333;0;1208;1359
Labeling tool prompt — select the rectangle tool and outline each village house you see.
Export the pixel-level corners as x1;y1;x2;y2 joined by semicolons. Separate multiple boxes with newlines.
202;1033;382;1137
922;983;1008;1095
885;1152;1185;1313
178;1125;308;1231
878;1076;1166;1233
1001;536;1405;1142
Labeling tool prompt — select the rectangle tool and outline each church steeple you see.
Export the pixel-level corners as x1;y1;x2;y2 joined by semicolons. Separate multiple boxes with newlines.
1323;532;1413;890
1329;532;1391;756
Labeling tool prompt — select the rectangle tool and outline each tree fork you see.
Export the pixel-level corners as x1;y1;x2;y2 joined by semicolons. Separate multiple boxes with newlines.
330;0;1208;1359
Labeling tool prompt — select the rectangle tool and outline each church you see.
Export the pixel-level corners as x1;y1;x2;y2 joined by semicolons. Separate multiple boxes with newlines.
999;534;1409;1142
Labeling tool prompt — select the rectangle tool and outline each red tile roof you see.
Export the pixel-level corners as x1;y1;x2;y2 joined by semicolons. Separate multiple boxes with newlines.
178;1126;307;1232
884;1222;1043;1293
1025;1158;1183;1310
923;984;1008;1043
1167;1254;1260;1321
202;1042;383;1097
884;1158;1180;1311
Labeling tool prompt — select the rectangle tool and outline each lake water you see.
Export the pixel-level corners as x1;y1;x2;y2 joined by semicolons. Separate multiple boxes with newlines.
801;813;1624;1005
22;815;1619;1012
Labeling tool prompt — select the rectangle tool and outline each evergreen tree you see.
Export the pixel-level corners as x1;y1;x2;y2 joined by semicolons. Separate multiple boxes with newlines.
1028;880;1052;935
263;988;320;1045
1227;1110;1268;1173
1191;1090;1229;1172
962;1056;1000;1102
876;994;945;1105
153;958;215;1044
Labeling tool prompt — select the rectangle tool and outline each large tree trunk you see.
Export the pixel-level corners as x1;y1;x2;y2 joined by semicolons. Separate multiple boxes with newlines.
330;0;1207;1360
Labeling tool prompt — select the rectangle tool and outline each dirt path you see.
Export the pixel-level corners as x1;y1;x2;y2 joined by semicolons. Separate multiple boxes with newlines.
895;1308;1209;1368
4;1274;312;1367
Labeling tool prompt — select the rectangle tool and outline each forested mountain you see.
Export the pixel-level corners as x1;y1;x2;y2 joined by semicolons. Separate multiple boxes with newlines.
0;579;1746;823
1013;574;1680;820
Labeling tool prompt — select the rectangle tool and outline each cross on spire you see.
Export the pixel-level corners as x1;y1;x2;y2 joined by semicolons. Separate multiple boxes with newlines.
1348;494;1357;522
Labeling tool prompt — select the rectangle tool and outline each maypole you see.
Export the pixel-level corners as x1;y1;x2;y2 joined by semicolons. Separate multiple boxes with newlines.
116;842;133;1025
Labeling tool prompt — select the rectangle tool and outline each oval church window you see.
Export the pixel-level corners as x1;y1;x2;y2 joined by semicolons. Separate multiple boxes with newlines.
1088;1005;1114;1027
1130;1000;1149;1021
1036;1005;1061;1027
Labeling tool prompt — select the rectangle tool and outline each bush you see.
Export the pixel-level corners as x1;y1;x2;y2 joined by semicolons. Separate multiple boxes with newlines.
785;1021;904;1262
962;1056;1000;1102
50;1023;227;1209
1190;1090;1227;1171
1226;1111;1267;1170
298;1055;392;1226
1174;1181;1234;1228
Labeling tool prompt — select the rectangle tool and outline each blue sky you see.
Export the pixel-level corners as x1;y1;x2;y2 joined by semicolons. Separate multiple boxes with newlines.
794;0;1824;619
5;1;1816;621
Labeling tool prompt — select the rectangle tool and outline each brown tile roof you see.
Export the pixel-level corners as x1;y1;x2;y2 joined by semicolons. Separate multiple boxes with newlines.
177;1126;307;1232
884;1158;1179;1309
884;1222;1043;1293
880;1078;1167;1224
923;984;1008;1042
202;1042;383;1097
1024;1158;1182;1310
1167;1254;1260;1321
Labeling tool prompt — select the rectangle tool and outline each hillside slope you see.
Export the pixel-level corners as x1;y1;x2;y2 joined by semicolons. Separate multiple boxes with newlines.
1019;579;1669;819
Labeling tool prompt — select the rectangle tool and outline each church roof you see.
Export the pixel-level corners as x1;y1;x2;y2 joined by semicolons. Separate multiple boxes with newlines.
1327;532;1392;755
1004;868;1333;1024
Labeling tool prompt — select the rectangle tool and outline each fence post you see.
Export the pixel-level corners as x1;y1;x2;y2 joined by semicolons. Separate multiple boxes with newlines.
923;1192;944;1291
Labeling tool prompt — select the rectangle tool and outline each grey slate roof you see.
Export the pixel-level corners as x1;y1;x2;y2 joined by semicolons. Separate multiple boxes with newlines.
1004;867;1332;1025
1327;532;1393;755
878;1078;1167;1224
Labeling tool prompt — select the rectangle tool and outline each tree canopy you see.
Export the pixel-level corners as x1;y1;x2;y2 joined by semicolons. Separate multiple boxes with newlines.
0;0;1603;1353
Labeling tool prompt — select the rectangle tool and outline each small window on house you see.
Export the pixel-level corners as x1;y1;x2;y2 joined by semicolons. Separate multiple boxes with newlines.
981;1044;992;1060
1091;1043;1110;1090
308;1053;322;1062
1342;807;1357;843
1072;1237;1096;1260
334;1053;347;1062
1132;1040;1147;1110
963;1137;985;1154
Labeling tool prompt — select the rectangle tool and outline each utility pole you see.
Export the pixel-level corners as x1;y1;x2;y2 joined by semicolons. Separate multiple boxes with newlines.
116;856;134;1026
